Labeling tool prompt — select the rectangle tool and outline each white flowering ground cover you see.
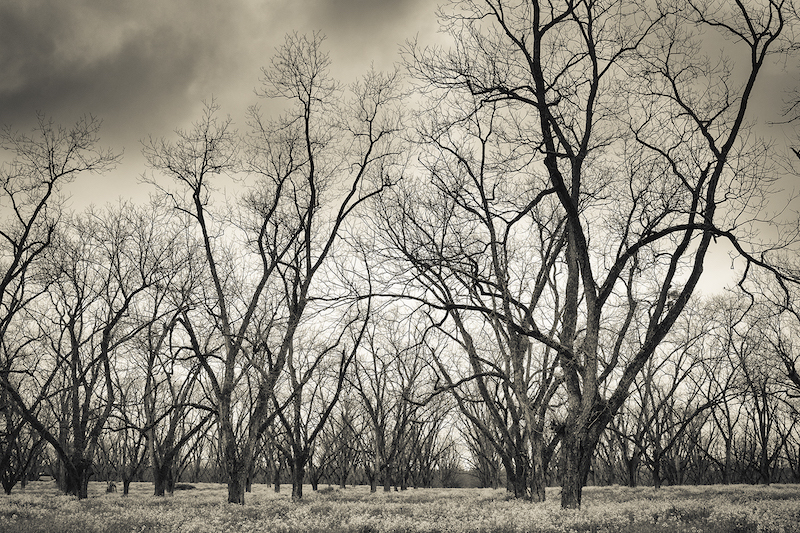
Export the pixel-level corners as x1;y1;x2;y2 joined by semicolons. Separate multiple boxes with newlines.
1;481;799;533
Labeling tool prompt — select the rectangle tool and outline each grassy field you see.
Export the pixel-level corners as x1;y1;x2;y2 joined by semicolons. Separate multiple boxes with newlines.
1;481;799;532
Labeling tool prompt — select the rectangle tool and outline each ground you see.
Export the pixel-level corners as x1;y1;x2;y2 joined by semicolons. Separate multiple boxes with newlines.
1;481;799;532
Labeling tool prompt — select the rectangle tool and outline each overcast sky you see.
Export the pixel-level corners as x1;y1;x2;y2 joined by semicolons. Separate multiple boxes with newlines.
0;0;439;205
1;0;798;293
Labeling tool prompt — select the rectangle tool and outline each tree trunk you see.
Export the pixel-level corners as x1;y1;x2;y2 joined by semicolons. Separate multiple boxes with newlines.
63;463;91;500
227;471;246;504
152;463;172;497
627;456;638;488
219;416;249;504
723;441;732;484
122;478;132;496
530;461;546;503
382;464;391;492
530;436;547;503
760;442;771;485
652;459;662;490
273;465;281;493
560;431;593;509
291;456;306;501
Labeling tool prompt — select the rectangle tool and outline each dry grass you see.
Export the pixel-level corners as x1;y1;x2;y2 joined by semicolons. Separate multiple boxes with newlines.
1;481;799;532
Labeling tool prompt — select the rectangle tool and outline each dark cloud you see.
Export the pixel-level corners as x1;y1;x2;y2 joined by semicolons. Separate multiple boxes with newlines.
0;0;437;206
0;0;249;137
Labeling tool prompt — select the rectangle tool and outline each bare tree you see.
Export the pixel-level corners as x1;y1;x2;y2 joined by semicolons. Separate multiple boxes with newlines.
0;203;171;498
144;33;403;504
273;310;369;501
0;116;120;497
396;0;795;508
0;115;120;344
0;392;43;494
351;312;436;493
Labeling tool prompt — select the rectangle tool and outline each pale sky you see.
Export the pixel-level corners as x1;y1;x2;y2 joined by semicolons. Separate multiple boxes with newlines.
1;0;798;294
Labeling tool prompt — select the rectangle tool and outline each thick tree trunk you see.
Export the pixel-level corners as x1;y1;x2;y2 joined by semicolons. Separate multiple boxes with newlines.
152;463;173;497
508;462;528;499
530;460;546;503
291;456;306;501
228;471;246;504
760;443;771;485
560;431;594;509
530;435;548;503
219;415;251;504
63;460;91;500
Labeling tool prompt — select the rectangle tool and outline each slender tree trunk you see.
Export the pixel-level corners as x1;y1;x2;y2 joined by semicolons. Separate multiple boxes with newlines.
652;459;663;489
530;440;546;503
723;441;733;484
626;454;639;488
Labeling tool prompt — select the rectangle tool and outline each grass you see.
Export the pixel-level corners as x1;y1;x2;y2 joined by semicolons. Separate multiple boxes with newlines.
0;481;799;532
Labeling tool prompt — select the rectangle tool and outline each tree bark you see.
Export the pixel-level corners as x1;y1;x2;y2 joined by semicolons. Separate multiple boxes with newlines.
560;431;594;509
291;456;306;501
